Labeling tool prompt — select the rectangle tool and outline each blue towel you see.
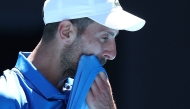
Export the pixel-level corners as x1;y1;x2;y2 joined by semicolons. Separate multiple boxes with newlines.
66;55;107;109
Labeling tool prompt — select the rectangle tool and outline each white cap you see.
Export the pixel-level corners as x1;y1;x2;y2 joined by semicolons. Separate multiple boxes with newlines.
43;0;146;31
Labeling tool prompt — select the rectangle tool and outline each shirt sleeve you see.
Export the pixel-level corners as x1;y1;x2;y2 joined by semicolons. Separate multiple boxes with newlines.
0;70;21;109
0;95;20;109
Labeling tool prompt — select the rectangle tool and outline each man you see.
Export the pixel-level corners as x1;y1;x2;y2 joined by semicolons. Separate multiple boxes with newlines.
0;0;145;108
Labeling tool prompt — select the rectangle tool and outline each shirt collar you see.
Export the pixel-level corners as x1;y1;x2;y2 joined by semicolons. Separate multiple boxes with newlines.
15;52;66;100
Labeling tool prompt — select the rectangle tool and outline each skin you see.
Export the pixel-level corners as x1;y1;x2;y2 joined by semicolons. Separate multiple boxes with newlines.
28;20;118;109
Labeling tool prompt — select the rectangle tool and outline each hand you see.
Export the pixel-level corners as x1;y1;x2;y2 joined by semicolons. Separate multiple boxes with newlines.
86;72;117;109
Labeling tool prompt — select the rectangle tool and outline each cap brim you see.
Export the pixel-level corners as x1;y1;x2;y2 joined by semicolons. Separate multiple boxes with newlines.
89;7;146;31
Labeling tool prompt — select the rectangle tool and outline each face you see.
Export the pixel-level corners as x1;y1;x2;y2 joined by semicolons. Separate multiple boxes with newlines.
60;22;119;78
81;22;119;64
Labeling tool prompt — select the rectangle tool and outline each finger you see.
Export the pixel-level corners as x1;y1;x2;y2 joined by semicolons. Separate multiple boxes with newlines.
90;78;100;97
99;72;107;81
90;73;108;102
99;72;112;91
105;78;112;92
95;73;111;99
95;72;108;92
104;79;114;103
86;88;94;102
97;73;114;99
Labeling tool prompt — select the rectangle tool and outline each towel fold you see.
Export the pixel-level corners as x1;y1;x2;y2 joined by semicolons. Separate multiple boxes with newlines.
66;55;107;109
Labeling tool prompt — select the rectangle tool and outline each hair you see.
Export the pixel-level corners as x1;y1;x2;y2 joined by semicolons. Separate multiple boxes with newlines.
42;17;94;43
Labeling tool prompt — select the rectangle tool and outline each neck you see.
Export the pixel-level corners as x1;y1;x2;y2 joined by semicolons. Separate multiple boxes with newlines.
27;39;63;88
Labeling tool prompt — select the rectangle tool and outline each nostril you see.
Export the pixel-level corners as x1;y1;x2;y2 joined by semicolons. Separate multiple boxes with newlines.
104;55;110;60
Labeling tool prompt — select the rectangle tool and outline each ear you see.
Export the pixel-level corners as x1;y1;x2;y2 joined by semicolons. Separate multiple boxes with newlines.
57;20;77;46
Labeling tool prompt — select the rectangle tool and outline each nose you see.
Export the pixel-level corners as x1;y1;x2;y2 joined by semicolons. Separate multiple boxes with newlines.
103;40;117;60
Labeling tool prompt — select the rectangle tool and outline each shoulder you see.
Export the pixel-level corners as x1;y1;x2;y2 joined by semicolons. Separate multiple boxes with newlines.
0;69;21;94
0;94;20;109
0;69;26;108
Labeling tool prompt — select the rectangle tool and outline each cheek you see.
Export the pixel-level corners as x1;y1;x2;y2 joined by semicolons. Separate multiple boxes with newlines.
82;39;102;55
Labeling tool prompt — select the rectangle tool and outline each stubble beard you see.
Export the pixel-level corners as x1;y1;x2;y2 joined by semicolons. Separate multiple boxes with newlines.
59;36;108;80
59;36;83;79
97;56;107;66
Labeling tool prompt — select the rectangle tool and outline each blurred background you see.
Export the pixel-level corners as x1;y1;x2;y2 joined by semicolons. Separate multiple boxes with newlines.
0;0;189;109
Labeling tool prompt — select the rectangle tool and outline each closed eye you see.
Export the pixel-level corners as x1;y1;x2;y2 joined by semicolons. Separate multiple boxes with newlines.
102;35;109;43
103;36;108;40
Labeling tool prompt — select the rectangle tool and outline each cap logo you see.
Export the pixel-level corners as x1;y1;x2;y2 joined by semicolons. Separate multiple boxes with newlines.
114;0;121;6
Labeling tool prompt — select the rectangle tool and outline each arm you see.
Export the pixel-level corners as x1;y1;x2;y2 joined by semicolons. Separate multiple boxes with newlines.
86;72;117;109
0;95;20;109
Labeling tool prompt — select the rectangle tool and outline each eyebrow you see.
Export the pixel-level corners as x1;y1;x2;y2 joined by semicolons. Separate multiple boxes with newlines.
107;31;120;37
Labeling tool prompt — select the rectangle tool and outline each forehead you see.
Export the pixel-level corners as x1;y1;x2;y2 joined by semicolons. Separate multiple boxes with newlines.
84;21;119;37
